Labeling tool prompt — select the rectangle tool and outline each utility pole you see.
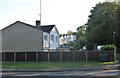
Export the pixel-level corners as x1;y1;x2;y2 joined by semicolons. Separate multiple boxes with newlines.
113;32;116;46
39;0;42;26
113;32;117;62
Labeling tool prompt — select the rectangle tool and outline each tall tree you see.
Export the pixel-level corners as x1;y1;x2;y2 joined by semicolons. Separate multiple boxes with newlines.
86;2;120;48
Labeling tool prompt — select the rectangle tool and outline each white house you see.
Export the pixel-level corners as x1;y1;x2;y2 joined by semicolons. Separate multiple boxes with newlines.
59;34;76;45
41;25;59;51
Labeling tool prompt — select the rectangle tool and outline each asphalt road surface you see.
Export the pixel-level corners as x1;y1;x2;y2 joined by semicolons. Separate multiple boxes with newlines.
1;69;120;78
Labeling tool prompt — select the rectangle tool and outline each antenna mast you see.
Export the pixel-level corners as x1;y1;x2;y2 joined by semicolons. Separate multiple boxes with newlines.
40;0;42;26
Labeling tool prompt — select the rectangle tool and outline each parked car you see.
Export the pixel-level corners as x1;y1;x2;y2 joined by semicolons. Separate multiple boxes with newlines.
57;44;73;51
97;45;102;50
81;45;102;50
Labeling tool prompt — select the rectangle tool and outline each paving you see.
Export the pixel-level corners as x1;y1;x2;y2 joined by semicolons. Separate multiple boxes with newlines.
2;70;119;76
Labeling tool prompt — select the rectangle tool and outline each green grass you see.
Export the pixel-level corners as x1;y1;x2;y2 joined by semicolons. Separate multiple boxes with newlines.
2;62;115;69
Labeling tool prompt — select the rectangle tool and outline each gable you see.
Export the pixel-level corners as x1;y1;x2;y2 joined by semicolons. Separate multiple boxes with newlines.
50;26;59;35
2;21;43;52
41;25;55;33
1;21;40;32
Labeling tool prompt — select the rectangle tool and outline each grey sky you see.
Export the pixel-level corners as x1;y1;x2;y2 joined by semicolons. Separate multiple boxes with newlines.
0;0;105;33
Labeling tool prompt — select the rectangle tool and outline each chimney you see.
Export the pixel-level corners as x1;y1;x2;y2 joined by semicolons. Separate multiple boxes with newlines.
36;20;41;29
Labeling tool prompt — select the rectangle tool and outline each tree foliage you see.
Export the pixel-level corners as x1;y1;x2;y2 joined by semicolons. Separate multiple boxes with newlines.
86;2;120;48
67;30;73;34
76;25;87;49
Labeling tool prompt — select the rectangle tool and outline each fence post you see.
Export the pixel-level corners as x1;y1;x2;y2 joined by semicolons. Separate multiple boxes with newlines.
48;51;50;62
86;51;88;62
60;51;62;62
0;53;1;62
73;51;74;62
4;52;5;62
25;52;26;62
114;47;117;62
36;52;38;62
100;51;102;61
14;52;16;62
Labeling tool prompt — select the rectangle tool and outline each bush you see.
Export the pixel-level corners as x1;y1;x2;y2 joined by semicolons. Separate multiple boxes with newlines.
100;44;115;50
86;43;94;50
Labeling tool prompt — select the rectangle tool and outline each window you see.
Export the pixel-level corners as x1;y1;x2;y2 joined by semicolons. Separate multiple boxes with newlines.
51;35;54;42
56;36;58;42
44;34;48;41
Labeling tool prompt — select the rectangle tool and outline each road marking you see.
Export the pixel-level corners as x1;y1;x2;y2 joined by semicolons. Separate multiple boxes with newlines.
14;72;52;76
14;74;33;76
3;72;15;75
31;73;51;76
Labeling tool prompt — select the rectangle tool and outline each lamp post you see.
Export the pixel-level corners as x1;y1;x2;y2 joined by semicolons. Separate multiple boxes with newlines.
113;32;117;62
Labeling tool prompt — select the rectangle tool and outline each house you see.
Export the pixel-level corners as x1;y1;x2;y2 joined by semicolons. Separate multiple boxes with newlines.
59;33;76;45
41;25;59;51
1;20;59;52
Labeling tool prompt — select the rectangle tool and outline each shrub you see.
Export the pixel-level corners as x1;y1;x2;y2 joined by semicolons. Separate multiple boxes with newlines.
86;43;94;50
100;44;115;50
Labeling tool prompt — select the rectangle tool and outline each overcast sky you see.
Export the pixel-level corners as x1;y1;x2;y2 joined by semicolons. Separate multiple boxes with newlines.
0;0;105;34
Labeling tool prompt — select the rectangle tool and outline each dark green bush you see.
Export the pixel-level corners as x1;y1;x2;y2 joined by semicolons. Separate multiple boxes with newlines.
86;43;94;50
101;44;115;50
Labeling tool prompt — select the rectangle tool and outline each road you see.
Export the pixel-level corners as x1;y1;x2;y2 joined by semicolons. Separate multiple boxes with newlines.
1;69;120;78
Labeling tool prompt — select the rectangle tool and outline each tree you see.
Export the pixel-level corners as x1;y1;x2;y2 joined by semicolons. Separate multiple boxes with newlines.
116;1;120;49
86;2;120;48
67;30;73;34
76;25;87;49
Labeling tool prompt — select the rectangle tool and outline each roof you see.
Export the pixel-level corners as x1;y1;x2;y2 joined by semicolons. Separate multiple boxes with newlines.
1;21;37;31
1;21;56;33
41;25;55;33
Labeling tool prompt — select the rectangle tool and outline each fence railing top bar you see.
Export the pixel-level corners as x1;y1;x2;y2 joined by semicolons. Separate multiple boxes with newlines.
1;50;105;53
1;49;115;53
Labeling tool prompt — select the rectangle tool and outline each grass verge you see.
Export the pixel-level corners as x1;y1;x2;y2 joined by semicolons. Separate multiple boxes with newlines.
2;62;115;69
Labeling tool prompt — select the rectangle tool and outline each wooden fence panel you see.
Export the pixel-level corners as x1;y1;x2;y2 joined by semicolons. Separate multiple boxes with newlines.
0;53;2;62
2;53;4;61
2;51;115;62
5;52;14;61
49;52;60;61
62;52;73;61
26;52;36;61
16;52;25;61
38;52;48;61
74;52;86;61
87;51;100;61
